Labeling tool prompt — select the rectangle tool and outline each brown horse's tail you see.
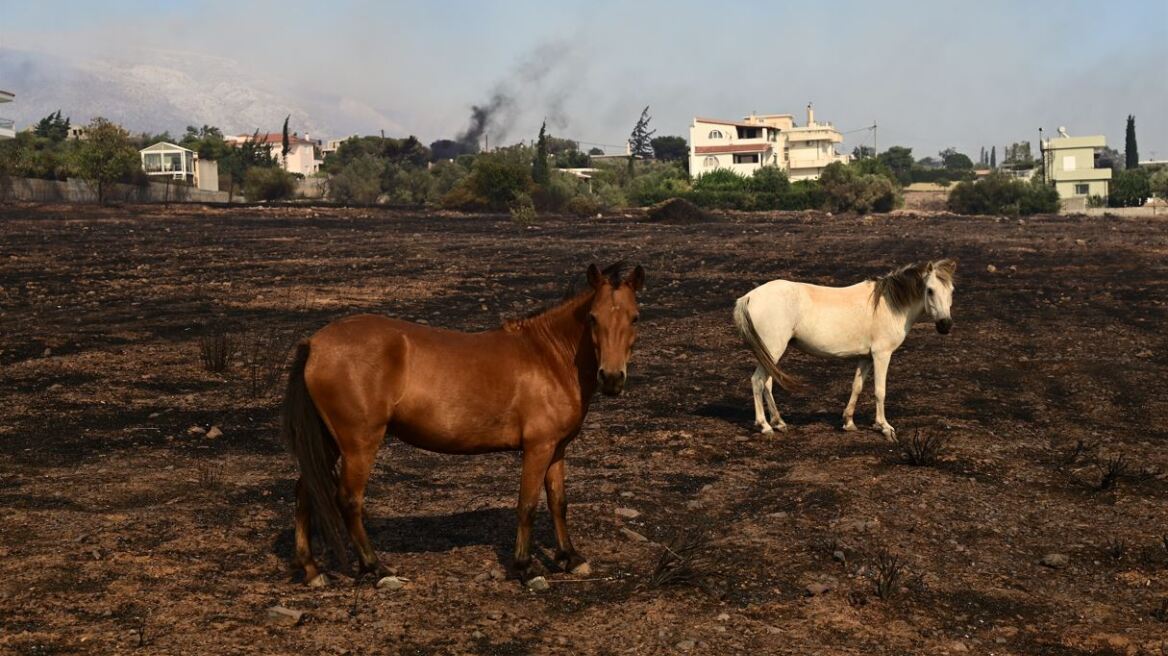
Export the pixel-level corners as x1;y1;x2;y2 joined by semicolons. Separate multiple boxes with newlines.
282;341;349;571
733;296;802;392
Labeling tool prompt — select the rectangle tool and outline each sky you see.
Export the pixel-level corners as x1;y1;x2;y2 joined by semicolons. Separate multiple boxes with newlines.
1;0;1166;160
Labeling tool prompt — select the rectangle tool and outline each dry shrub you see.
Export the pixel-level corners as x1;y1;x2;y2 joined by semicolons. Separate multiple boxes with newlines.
239;327;295;398
895;430;947;466
199;327;231;373
649;528;713;588
871;550;904;600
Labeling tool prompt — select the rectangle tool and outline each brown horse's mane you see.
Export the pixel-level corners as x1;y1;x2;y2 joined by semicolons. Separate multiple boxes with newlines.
502;262;626;332
870;260;955;312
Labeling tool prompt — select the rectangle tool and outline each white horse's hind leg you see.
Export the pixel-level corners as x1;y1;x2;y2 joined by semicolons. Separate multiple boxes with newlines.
751;367;774;434
871;351;895;441
763;376;787;431
842;360;872;431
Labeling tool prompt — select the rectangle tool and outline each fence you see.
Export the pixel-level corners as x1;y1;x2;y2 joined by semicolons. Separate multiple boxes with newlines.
0;176;231;203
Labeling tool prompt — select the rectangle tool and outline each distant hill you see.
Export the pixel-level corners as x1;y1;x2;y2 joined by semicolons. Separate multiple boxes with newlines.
0;47;404;139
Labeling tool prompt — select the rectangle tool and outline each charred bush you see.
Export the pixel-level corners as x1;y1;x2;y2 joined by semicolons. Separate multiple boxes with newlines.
895;430;948;466
649;527;714;590
871;550;904;600
199;327;232;373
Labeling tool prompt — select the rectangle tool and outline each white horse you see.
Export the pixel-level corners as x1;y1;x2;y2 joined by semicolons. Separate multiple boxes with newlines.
732;260;956;440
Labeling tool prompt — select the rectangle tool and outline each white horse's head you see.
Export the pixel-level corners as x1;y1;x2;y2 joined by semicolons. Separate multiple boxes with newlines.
924;259;957;334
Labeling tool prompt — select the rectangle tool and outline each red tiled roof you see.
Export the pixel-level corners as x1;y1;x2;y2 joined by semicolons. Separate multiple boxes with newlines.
241;133;315;146
694;143;771;154
694;116;761;128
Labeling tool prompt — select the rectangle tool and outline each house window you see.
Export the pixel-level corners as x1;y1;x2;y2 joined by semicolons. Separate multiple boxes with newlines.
1074;183;1089;195
143;153;162;172
1062;155;1076;172
736;127;761;139
703;156;718;167
733;154;760;164
708;129;724;139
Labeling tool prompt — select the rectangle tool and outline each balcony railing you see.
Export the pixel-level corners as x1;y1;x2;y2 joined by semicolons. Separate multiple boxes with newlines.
0;118;15;139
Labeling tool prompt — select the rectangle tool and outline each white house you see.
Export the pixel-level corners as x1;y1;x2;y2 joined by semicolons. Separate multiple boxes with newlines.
228;132;322;176
688;104;849;181
0;90;15;140
140;142;219;191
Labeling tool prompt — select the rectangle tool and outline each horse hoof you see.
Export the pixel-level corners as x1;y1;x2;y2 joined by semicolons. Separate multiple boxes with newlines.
306;574;328;588
570;561;592;576
843;421;857;432
759;425;774;435
774;423;789;433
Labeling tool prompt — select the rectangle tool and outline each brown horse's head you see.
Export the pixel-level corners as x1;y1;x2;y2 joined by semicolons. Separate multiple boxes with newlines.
586;263;645;396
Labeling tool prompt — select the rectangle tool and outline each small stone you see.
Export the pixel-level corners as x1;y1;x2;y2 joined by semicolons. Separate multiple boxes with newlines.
187;425;206;436
1039;553;1069;569
950;641;968;652
47;383;63;392
676;639;696;651
204;426;224;440
376;576;406;590
832;550;846;562
471;630;485;640
716;613;730;621
473;572;490;583
265;605;304;626
526;576;549;592
42;348;52;357
767;512;788;520
486;610;503;620
805;582;832;596
986;264;997;273
685;500;703;510
614;507;640;519
619;491;635;498
489;569;506;580
620;527;649;542
1075;239;1087;246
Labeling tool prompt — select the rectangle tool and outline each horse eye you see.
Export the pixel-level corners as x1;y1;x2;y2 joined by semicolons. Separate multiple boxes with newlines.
588;314;598;325
927;288;935;296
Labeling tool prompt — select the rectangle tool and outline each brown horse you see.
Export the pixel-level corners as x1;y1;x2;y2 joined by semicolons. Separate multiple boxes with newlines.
283;263;645;586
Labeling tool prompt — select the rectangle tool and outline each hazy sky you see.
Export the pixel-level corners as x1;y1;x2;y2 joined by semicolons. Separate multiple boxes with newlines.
2;0;1166;159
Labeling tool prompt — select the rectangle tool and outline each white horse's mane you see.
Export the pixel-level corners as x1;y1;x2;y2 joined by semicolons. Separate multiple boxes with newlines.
870;260;956;312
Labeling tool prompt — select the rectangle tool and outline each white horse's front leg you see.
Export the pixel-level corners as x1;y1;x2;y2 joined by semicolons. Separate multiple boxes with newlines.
871;351;895;441
842;360;871;431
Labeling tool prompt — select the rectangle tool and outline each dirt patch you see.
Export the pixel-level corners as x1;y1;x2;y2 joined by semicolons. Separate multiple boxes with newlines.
645;197;714;224
1;202;1166;655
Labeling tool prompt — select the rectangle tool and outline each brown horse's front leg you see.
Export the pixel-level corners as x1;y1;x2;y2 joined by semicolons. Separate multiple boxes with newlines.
514;444;555;580
545;454;589;575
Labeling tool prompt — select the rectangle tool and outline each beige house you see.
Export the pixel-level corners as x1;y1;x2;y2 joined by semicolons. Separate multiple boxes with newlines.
688;104;848;181
1041;127;1111;207
0;90;15;140
227;132;322;177
140;142;220;191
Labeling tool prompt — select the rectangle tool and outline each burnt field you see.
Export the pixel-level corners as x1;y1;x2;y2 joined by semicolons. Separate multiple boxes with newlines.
1;203;1166;655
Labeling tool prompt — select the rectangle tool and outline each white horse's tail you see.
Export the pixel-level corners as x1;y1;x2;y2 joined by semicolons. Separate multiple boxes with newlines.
733;296;802;392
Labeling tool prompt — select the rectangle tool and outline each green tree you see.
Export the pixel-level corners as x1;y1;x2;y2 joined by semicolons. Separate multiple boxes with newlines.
878;146;914;185
947;172;1059;216
588;147;604;156
329;153;385;204
34;110;71;142
71;118;140;204
1109;168;1151;207
281;115;291;164
852;145;875;159
1150;169;1168;202
940;148;974;170
532;121;550;185
220;131;275;202
1124;115;1138;169
1002;142;1033;169
749;166;790;194
650;135;688;162
990;146;996;169
180;125;229;161
244;166;296;201
628;106;655;159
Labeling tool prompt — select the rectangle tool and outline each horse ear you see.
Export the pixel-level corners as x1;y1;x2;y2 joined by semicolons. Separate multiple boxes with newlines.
935;258;957;278
587;263;604;289
624;265;645;292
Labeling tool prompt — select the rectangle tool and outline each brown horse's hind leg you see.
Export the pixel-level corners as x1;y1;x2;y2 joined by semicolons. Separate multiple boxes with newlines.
294;478;327;587
545;453;589;575
336;430;390;578
514;443;556;580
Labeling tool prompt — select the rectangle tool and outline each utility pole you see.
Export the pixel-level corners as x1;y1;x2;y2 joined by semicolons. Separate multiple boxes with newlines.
872;122;878;158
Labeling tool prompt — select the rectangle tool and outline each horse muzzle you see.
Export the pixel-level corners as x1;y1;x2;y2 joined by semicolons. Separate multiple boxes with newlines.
935;318;953;334
598;369;627;396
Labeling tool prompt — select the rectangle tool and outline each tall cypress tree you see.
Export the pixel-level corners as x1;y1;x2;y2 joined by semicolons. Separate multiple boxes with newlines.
1125;115;1138;169
532;120;550;185
281;115;291;164
990;146;996;169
